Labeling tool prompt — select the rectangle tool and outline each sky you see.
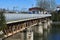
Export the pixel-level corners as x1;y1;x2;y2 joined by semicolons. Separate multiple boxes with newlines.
56;0;60;5
0;0;60;10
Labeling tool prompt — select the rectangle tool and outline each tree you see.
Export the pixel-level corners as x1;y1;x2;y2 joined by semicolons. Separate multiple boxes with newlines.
51;10;60;21
0;11;7;31
36;0;56;11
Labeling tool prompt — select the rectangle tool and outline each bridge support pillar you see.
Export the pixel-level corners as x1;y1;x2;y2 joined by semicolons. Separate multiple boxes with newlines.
22;27;33;40
47;19;52;32
26;31;33;40
38;22;43;35
26;27;33;40
42;20;48;40
43;19;52;40
43;20;48;30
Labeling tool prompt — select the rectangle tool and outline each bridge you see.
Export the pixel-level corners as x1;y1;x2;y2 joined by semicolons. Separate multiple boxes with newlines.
0;7;52;40
0;13;52;40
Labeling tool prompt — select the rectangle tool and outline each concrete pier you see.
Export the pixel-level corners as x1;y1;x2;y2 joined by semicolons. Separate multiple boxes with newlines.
27;31;33;40
38;22;43;35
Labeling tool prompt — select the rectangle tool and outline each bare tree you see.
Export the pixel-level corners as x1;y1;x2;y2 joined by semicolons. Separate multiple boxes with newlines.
36;0;56;11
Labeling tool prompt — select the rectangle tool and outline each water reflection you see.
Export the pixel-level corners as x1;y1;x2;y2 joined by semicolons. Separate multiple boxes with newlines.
34;24;60;40
48;24;60;40
34;31;48;40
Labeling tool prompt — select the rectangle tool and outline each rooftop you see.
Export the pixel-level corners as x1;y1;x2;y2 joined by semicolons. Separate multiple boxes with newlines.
29;7;44;11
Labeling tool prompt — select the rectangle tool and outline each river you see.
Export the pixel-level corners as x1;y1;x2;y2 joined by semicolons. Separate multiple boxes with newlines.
34;24;60;40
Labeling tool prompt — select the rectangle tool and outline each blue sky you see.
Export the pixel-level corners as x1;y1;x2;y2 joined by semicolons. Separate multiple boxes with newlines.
56;0;60;5
0;0;60;10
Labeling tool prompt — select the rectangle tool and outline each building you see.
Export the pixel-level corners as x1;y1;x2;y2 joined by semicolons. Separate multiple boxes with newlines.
56;5;60;11
29;7;47;14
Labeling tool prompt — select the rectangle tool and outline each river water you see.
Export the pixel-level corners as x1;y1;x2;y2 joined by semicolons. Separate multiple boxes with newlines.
35;24;60;40
48;24;60;40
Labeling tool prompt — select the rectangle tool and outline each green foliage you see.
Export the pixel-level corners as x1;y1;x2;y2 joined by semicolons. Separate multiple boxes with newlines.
0;12;7;31
51;11;60;21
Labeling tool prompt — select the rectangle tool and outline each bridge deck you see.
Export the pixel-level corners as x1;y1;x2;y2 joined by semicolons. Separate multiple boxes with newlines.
4;13;51;24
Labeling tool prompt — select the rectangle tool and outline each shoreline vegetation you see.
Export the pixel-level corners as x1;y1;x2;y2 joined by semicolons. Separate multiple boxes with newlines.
0;11;7;37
